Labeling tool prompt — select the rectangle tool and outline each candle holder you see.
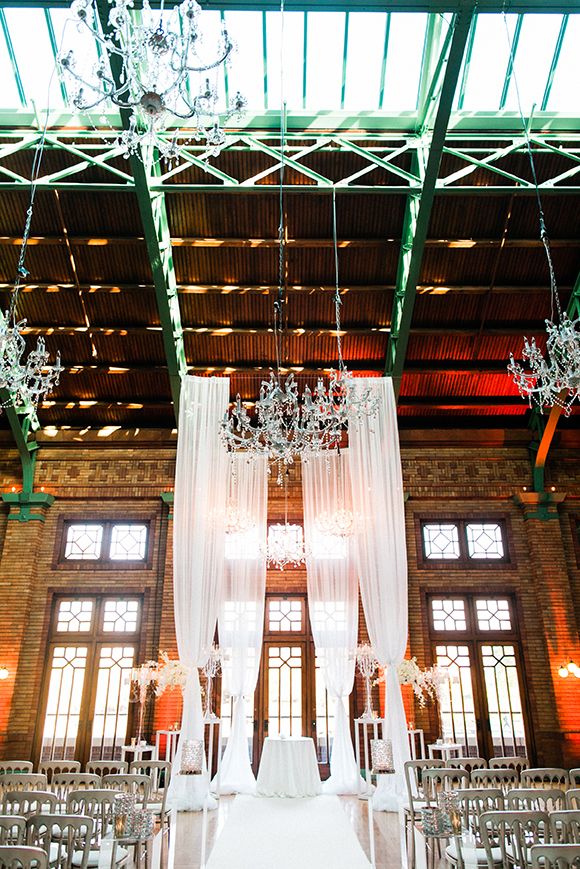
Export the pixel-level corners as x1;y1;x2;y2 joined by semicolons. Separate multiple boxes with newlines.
179;739;204;775
130;662;158;744
370;738;395;774
202;644;222;720
356;644;379;720
113;792;136;839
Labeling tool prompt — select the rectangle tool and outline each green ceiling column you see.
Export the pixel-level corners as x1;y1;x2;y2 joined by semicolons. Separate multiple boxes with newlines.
95;0;187;421
384;6;474;395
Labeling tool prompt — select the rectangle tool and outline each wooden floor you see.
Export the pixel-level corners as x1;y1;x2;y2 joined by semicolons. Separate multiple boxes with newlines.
165;795;406;869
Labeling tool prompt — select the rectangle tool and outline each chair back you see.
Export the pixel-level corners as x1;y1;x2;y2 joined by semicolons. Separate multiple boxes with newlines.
0;767;32;778
66;790;120;843
471;768;519;792
480;810;550;869
101;775;151;806
550;810;580;845
566;790;580;810
490;756;530;775
0;845;48;869
85;761;128;777
0;779;46;803
454;789;504;840
530;844;580;869
506;788;566;812
404;760;445;805
26;814;93;869
129;761;171;797
421;767;470;802
37;762;80;784
447;757;487;774
521;768;570;789
569;771;580;788
0;818;25;846
2;793;58;818
51;774;100;804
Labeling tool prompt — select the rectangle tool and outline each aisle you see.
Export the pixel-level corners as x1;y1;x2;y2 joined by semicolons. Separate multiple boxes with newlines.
205;794;372;869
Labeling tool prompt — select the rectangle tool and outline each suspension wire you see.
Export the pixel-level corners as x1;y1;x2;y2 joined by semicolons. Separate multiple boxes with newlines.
273;0;286;376
331;187;344;373
502;12;561;323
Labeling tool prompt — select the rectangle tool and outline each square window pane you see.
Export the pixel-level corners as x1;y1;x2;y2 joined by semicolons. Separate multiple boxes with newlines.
102;599;140;633
56;599;93;632
110;524;148;561
476;599;512;631
466;523;504;560
64;525;103;560
431;598;466;631
422;523;460;559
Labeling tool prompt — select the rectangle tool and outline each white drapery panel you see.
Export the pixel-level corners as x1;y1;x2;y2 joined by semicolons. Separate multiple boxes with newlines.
215;454;267;794
167;376;230;811
348;377;411;811
303;450;360;794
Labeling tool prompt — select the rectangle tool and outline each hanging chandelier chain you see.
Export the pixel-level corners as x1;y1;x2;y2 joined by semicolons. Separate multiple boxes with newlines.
332;188;344;373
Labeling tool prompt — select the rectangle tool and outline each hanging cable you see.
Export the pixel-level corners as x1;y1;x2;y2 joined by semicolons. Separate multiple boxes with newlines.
331;187;345;374
273;0;286;376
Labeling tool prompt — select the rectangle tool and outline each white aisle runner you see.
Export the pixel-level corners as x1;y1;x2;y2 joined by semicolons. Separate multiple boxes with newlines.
206;795;372;869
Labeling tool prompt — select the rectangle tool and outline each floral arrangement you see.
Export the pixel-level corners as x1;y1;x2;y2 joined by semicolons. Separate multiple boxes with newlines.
375;657;449;707
154;651;190;696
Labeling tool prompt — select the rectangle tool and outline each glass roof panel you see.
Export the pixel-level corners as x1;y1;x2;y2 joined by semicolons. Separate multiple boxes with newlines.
224;11;265;110
459;13;519;110
503;14;563;113
0;15;24;107
544;14;580;111
382;13;428;110
266;11;305;111
343;12;387;111
304;12;345;111
3;8;66;108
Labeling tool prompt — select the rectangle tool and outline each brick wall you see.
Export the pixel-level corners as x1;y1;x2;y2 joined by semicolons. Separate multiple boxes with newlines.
0;427;578;766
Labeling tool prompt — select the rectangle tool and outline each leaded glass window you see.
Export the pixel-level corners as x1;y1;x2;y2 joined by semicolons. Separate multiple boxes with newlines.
431;599;467;631
56;600;93;632
102;600;140;633
268;599;303;633
476;599;512;631
466;523;505;560
64;525;103;560
422;523;460;559
110;524;148;561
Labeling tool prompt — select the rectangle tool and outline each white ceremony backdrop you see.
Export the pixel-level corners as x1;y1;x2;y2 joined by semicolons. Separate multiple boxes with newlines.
167;376;230;811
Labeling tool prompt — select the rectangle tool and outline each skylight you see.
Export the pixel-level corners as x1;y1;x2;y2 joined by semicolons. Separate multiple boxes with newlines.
0;6;578;121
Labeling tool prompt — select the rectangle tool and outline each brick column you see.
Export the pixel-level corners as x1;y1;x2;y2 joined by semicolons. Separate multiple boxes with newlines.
515;491;580;766
0;501;53;759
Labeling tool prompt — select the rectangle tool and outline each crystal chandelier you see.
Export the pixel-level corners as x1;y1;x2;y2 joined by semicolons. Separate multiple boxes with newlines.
266;523;306;571
224;500;255;535
0;142;62;416
314;508;354;538
59;0;246;159
505;15;580;416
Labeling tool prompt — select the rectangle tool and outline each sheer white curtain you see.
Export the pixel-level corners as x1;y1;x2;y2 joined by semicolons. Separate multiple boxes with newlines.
303;450;360;794
215;454;267;794
166;376;230;811
348;377;411;811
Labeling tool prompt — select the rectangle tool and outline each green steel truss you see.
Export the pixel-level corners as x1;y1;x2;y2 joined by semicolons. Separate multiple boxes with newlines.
0;127;579;193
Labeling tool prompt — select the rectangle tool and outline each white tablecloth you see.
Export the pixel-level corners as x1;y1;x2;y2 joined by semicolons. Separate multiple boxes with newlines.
256;737;322;798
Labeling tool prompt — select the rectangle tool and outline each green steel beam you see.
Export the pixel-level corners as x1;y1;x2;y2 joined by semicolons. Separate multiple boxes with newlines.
340;12;349;110
456;13;477;110
499;14;523;111
262;11;268;108
378;13;391;110
302;12;307;110
94;0;186;420
384;6;474;393
44;8;68;105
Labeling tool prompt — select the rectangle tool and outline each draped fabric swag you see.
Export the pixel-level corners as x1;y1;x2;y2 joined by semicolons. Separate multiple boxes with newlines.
166;376;230;811
302;450;360;794
214;453;268;794
348;377;411;811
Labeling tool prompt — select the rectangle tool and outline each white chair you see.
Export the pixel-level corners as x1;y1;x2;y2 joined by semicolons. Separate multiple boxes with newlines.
51;775;100;807
489;757;530;776
0;767;32;777
38;762;81;785
566;790;580;810
0;817;25;846
26;814;94;869
2;792;58;818
530;844;580;869
506;788;566;812
445;789;504;868
521;769;570;790
0;844;49;869
66;791;130;867
85;762;128;778
550;810;580;845
448;757;487;774
403;760;445;869
471;768;520;793
480;810;550;869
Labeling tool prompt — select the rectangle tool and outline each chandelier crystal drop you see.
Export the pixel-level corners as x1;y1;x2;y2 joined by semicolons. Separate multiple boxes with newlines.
59;0;246;159
0;315;62;413
224;499;255;535
265;523;306;571
508;312;580;416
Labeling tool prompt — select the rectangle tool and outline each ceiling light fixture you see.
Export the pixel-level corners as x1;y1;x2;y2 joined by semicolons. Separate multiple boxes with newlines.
59;0;246;160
